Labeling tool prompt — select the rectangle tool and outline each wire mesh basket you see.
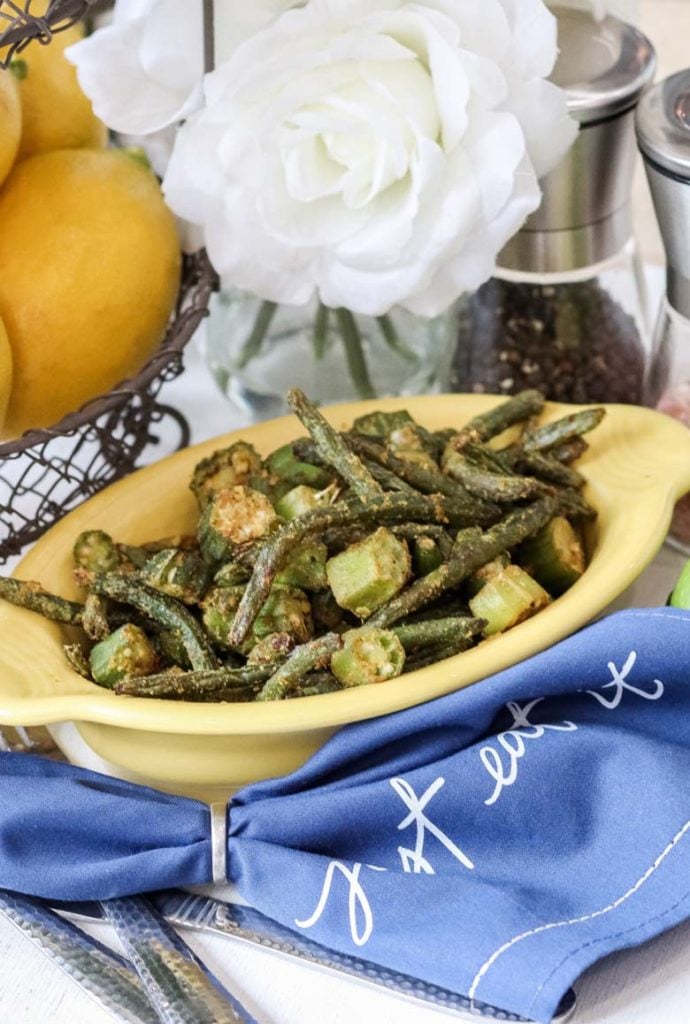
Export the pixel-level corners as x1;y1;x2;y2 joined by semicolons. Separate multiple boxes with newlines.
0;1;217;564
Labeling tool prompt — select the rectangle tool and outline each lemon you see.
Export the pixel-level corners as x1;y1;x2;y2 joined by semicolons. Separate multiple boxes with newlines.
0;314;12;433
0;148;181;439
14;21;107;159
0;68;21;186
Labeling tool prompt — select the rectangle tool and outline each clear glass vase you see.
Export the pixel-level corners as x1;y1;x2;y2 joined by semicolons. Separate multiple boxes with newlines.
205;289;457;421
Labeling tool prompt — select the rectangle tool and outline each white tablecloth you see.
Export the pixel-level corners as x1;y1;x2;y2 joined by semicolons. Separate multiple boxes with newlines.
0;335;689;1024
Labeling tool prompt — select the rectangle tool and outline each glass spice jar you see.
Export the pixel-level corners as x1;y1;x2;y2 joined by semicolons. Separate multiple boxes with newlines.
637;70;690;554
452;7;655;403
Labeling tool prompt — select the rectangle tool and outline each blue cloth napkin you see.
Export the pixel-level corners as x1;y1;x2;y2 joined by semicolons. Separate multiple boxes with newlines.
1;607;689;1023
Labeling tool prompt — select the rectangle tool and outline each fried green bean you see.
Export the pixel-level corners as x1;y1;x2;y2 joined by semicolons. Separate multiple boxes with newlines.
368;497;558;628
494;445;585;489
448;390;545;451
549;437;589;464
346;434;473;500
256;632;343;702
289;672;344;698
287;388;382;499
115;664;274;699
63;643;91;679
90;573;219;671
0;576;83;625
556;488;598;521
522;408;605;452
391;524;454;557
81;593;111;641
361;458;418;494
403;633;479;671
392;616;486;651
443;449;544;502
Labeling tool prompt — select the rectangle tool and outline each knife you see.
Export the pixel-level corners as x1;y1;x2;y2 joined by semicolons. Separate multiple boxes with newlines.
54;890;577;1023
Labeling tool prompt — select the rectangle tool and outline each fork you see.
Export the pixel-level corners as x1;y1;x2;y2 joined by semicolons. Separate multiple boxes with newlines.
0;725;259;1024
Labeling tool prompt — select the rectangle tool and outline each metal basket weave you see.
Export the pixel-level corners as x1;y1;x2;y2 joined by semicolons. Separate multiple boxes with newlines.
0;1;218;563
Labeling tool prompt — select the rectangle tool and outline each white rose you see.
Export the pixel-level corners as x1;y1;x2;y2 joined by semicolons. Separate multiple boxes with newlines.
163;0;577;317
65;0;301;136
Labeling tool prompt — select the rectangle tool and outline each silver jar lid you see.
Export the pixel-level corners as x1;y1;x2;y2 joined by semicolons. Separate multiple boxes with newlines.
636;69;690;179
551;6;656;124
636;71;690;318
498;7;655;274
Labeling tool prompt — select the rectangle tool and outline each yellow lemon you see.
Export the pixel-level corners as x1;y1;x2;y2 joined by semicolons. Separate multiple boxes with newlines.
0;148;181;439
0;68;21;186
0;313;12;433
14;21;107;159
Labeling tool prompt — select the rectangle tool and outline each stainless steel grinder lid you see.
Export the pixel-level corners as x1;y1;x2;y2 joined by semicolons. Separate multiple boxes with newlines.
636;70;690;318
499;6;656;274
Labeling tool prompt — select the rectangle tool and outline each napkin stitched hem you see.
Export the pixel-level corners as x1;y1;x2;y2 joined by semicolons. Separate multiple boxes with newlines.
529;886;690;1019
466;817;690;1020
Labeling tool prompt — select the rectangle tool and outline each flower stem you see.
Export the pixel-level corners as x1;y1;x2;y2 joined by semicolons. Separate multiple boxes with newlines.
335;308;376;400
237;299;278;369
313;303;330;360
377;313;415;362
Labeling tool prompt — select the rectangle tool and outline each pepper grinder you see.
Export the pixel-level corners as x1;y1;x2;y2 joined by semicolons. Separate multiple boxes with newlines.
453;6;656;403
637;70;690;553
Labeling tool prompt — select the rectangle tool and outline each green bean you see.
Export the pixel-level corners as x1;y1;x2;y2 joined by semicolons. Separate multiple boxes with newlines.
391;524;454;558
392;616;486;651
0;576;83;625
404;635;478;671
443;449;544;502
256;633;343;702
289;672;344;698
556;488;598;521
522;408;605;452
361;458;418;494
82;593;111;641
63;644;91;679
449;390;545;450
90;573;219;671
287;388;382;498
549;437;589;464
495;445;584;489
115;665;273;699
346;434;473;500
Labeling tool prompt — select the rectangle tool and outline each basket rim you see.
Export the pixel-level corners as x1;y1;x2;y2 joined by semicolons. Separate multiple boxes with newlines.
0;0;96;68
0;249;217;457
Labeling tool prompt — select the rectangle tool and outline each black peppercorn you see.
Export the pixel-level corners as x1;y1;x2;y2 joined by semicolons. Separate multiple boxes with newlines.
452;278;646;404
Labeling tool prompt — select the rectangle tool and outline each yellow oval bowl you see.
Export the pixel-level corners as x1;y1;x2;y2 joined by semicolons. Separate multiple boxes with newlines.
2;395;690;799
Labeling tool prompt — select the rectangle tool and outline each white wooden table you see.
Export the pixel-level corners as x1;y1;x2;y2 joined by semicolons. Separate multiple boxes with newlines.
0;336;689;1023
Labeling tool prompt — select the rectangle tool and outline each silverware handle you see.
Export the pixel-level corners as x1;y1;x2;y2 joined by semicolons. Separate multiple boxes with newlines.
0;889;158;1024
164;892;565;1022
103;895;259;1024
